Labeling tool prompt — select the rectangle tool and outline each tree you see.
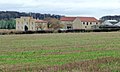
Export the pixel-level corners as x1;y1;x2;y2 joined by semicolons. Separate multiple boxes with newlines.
44;18;61;30
0;19;16;29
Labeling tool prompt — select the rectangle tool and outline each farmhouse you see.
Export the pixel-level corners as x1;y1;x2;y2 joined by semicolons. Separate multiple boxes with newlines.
60;17;100;30
16;17;48;31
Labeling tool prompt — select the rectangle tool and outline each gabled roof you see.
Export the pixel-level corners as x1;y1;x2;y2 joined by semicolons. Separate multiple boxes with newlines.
35;20;48;23
60;17;98;22
79;17;98;22
60;17;76;21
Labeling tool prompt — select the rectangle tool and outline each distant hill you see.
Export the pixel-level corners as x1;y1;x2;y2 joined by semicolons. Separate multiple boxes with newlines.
100;15;120;22
0;11;63;20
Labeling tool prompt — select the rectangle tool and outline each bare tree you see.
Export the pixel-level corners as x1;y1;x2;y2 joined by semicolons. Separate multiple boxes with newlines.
44;18;61;30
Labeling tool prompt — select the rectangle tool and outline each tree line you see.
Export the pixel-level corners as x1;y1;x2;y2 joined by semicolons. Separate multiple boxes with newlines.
100;15;120;22
0;11;62;20
0;11;63;29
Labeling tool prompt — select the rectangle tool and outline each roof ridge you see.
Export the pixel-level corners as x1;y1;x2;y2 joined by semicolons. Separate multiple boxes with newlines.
60;16;98;22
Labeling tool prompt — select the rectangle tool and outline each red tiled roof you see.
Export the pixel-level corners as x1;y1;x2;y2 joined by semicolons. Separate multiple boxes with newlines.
35;20;48;23
60;17;98;22
60;17;76;21
79;17;98;22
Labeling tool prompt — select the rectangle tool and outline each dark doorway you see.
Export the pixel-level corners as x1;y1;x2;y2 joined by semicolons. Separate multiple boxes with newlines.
24;25;28;31
67;24;73;30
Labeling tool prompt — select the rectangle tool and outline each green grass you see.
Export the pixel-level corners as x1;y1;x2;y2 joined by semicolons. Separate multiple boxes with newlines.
0;32;120;72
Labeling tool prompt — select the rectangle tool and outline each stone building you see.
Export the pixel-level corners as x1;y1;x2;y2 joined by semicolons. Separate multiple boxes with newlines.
16;17;48;31
60;17;100;30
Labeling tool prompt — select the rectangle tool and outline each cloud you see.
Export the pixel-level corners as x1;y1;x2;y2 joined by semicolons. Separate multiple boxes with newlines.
0;0;120;18
0;4;24;10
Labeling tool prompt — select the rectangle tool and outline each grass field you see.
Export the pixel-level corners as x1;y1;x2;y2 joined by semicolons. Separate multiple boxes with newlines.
0;32;120;72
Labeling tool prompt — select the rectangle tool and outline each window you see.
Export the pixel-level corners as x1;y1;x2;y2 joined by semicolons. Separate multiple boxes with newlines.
86;22;88;25
67;26;72;29
18;26;19;29
90;22;92;25
96;22;98;24
83;22;85;24
85;26;87;28
67;24;72;29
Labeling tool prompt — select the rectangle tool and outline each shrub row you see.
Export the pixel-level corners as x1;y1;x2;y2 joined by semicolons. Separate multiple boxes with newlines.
0;28;120;35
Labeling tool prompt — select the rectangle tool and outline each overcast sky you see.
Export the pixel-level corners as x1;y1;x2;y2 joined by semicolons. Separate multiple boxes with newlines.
1;0;120;19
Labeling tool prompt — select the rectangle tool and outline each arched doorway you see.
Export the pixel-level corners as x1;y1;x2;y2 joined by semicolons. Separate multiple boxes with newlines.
24;25;28;31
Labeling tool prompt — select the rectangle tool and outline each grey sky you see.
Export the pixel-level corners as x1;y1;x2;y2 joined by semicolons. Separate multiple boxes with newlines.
1;0;120;18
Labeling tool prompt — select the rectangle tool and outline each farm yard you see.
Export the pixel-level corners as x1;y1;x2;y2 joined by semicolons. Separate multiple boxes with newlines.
0;32;120;72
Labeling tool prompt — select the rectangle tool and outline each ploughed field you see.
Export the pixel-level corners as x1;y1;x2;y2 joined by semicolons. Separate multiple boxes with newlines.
0;32;120;72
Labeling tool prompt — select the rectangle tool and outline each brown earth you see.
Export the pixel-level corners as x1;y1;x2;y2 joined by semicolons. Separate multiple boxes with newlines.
1;57;119;72
44;57;120;72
